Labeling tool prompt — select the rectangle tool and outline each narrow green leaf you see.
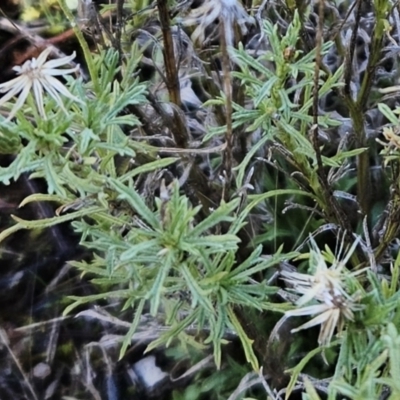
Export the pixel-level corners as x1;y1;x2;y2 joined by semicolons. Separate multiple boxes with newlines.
44;154;66;196
378;103;399;125
146;309;200;352
180;264;214;313
246;189;315;213
390;252;400;296
148;251;174;315
95;141;136;156
120;239;159;261
286;340;340;400
303;376;323;400
230;43;275;78
209;304;227;369
227;245;262;278
10;206;104;229
185;234;240;250
227;305;259;371
234;133;270;188
108;178;159;229
120;298;146;358
328;148;368;163
254;77;278;107
233;251;299;281
188;199;239;237
0;222;25;244
63;289;133;315
383;324;400;382
62;163;101;194
120;157;179;182
19;193;68;207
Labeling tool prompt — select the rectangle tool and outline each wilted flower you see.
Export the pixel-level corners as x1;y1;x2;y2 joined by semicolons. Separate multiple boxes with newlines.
280;237;359;348
181;0;254;46
0;47;81;122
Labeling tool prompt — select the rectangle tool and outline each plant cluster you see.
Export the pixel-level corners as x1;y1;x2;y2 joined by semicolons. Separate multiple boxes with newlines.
1;0;400;399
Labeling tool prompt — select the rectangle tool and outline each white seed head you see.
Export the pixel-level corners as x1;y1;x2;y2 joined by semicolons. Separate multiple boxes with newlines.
0;47;82;122
281;236;360;348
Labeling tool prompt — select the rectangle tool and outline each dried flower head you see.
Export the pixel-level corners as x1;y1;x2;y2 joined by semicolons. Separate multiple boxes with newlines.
0;47;81;122
376;126;400;167
280;236;360;348
181;0;254;46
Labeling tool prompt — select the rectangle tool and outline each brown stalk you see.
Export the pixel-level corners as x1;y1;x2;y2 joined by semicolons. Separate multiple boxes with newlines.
357;3;387;110
114;0;124;60
343;0;362;95
341;0;372;216
147;1;216;211
220;21;234;188
157;0;188;148
312;0;362;265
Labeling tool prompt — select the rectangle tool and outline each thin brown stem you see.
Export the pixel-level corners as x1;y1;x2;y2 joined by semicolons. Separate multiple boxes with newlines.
114;0;124;60
344;0;362;95
220;22;233;187
157;0;188;148
357;0;388;110
341;0;371;216
312;0;362;266
312;0;325;177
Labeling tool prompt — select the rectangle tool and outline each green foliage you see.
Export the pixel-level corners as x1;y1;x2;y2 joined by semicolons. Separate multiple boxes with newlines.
0;36;300;372
284;254;400;400
67;179;297;368
3;1;400;399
